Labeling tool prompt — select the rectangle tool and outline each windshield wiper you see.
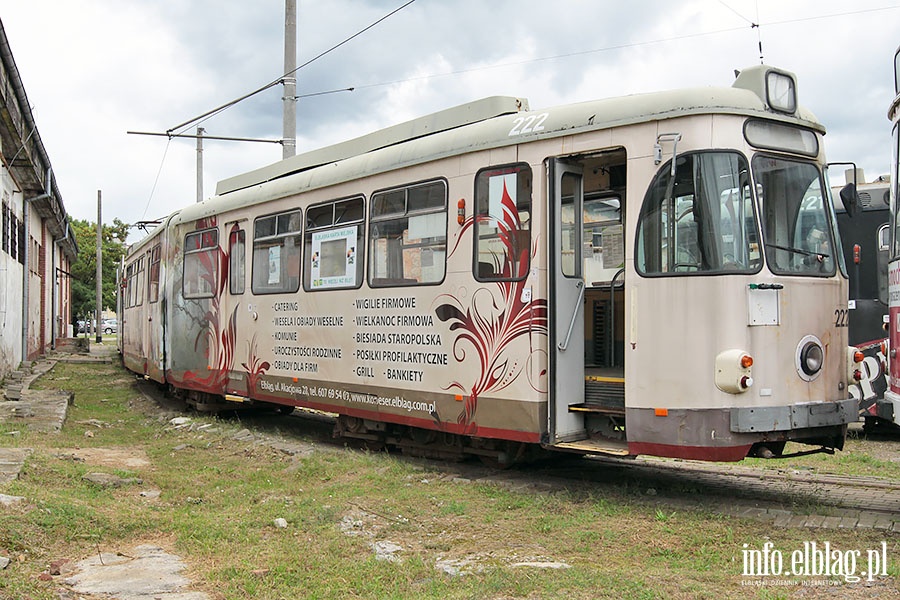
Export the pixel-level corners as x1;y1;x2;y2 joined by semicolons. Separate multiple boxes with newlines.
764;242;830;259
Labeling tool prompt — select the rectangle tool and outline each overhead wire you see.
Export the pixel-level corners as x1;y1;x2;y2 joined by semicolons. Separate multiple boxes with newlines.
168;0;416;136
145;0;416;220
142;1;897;223
352;4;900;92
140;137;172;221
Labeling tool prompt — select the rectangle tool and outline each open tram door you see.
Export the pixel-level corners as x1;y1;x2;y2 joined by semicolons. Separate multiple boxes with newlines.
548;154;630;455
548;158;586;443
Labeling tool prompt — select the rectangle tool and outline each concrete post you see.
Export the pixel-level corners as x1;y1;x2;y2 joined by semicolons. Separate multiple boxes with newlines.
95;191;102;343
282;0;297;159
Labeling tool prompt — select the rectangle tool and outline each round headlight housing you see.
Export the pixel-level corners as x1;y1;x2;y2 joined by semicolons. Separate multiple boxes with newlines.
796;335;825;381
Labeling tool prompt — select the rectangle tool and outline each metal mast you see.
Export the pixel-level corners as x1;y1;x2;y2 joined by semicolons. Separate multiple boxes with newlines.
282;0;297;158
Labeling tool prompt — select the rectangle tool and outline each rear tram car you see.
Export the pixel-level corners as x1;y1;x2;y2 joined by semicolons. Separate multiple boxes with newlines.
833;172;892;429
120;65;854;464
882;43;900;430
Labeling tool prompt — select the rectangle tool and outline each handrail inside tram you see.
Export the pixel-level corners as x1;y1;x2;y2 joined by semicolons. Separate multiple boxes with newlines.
607;268;626;369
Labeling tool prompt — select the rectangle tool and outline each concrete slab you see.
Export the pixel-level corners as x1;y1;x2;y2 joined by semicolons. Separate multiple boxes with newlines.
0;448;31;484
0;389;72;433
64;544;210;600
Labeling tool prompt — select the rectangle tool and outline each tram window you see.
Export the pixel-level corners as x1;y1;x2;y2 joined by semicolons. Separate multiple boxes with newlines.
369;180;447;287
122;264;131;308
560;173;581;277
879;223;890;251
474;164;532;281
637;152;759;275
136;256;146;306
584;195;623;283
183;229;219;299
252;211;302;295
125;256;145;307
123;264;130;308
229;228;245;295
305;196;365;291
123;264;131;308
754;156;837;276
123;262;134;308
148;244;161;303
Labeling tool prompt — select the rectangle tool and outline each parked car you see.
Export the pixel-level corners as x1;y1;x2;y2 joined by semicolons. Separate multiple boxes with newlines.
102;319;118;334
76;320;96;334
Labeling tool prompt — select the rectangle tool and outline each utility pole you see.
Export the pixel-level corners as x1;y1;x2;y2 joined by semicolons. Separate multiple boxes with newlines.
282;0;297;159
196;126;205;202
95;190;102;344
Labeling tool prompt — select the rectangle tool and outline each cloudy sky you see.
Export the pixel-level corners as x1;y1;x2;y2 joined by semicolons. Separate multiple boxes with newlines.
3;1;899;241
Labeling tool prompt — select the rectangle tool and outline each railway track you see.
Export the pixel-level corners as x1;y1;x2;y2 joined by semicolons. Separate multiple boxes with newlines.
138;381;900;530
538;455;900;518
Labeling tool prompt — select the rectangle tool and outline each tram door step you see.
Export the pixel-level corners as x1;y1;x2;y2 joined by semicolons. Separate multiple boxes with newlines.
574;376;625;414
552;438;630;456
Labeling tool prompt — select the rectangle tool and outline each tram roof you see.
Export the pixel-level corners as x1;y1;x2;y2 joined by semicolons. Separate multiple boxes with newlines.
171;65;823;228
833;177;891;213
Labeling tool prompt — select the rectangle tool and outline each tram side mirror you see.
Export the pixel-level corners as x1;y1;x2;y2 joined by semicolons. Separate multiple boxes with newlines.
840;183;860;219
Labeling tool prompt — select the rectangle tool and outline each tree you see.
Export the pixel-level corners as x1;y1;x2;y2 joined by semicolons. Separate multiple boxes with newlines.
68;216;129;323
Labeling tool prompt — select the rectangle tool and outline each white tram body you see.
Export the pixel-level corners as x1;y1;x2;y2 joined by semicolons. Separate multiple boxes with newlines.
120;65;854;463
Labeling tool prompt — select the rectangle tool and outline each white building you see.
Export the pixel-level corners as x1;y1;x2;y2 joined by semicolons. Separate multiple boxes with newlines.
0;19;77;378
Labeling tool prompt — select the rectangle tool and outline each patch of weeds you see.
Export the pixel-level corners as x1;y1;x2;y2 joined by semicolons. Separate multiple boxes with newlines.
438;500;467;516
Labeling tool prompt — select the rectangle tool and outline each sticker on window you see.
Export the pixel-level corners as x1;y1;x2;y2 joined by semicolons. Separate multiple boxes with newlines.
311;226;357;289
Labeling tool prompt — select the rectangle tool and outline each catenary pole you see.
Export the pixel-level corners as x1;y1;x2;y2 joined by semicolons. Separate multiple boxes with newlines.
283;0;297;158
95;190;102;343
197;127;204;202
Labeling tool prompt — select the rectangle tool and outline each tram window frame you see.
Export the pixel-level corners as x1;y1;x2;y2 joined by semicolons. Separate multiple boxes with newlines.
636;151;761;277
304;196;365;291
229;228;246;295
583;193;624;283
251;210;303;295
368;179;448;288
123;263;134;308
183;229;219;299
754;154;838;277
148;244;161;303
473;163;533;282
127;255;146;307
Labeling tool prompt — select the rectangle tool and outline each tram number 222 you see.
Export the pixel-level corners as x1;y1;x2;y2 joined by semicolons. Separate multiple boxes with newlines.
508;113;549;137
834;308;849;328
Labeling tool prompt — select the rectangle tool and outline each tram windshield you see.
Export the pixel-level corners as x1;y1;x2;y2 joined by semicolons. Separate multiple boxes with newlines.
754;156;837;276
636;151;760;275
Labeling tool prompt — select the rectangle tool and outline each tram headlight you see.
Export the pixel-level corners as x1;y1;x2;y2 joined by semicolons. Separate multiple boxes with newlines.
801;344;823;374
796;335;824;381
715;349;753;394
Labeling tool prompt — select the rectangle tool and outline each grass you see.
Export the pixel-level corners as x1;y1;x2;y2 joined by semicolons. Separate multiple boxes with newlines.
0;358;896;599
742;431;900;481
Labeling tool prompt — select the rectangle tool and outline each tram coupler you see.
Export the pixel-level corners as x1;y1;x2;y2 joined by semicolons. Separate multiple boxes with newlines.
749;443;835;459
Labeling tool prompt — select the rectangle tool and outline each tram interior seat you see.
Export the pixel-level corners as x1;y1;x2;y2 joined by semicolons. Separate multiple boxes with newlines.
478;261;495;278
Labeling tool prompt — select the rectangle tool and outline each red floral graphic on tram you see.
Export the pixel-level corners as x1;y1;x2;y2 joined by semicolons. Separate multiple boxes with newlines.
435;177;547;434
242;333;270;394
